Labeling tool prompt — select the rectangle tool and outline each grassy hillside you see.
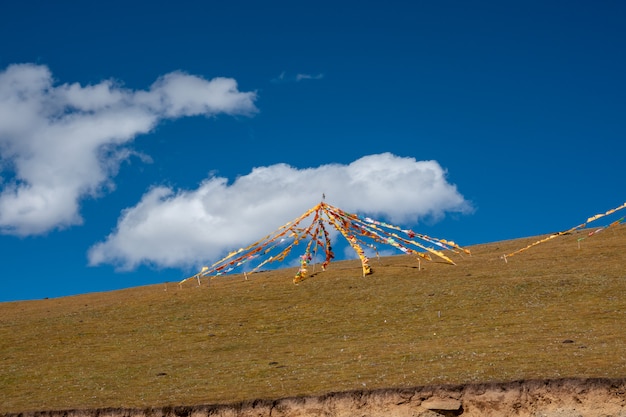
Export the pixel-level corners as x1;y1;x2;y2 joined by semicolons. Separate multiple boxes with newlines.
1;226;625;413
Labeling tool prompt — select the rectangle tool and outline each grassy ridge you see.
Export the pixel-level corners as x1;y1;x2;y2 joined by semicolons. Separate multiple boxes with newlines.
1;226;625;413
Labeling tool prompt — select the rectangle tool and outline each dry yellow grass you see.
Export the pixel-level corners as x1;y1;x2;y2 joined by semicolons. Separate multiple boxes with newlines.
1;226;625;413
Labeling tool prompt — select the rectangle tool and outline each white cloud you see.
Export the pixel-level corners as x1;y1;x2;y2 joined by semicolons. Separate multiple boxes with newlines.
295;73;324;81
0;63;257;236
88;153;472;271
271;71;324;83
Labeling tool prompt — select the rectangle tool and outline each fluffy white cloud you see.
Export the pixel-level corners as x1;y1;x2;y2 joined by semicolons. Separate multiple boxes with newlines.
0;63;257;235
88;153;472;270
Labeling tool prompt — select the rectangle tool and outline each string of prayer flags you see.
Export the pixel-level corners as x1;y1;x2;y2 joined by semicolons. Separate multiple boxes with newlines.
179;201;468;286
577;216;624;246
504;202;626;260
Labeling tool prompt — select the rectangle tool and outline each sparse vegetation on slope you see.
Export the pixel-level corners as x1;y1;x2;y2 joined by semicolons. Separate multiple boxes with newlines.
1;226;625;413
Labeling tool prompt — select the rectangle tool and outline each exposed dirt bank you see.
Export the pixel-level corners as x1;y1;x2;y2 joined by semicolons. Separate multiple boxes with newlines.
4;378;625;417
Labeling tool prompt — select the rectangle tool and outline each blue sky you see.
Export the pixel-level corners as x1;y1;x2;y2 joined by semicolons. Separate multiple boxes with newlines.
1;1;624;302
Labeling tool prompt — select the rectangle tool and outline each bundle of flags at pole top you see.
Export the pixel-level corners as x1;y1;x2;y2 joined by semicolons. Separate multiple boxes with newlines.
503;201;626;261
180;201;470;286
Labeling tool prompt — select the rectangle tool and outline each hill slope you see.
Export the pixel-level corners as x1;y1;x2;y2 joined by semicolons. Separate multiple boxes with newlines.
1;226;625;415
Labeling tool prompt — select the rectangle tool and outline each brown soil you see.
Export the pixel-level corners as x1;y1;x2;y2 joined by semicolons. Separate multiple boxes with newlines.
3;378;625;417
